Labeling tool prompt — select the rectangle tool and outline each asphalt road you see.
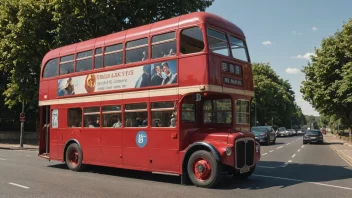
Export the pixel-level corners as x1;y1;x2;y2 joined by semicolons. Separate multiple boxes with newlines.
1;136;352;198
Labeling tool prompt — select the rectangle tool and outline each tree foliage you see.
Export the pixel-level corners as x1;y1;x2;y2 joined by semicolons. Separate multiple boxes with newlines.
0;0;213;130
250;62;306;129
300;18;352;131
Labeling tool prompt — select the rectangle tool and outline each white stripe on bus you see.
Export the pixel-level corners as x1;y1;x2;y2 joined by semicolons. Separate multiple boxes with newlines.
39;85;254;106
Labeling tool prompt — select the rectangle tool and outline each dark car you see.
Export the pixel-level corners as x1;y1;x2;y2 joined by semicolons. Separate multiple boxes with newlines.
303;129;324;144
251;126;276;145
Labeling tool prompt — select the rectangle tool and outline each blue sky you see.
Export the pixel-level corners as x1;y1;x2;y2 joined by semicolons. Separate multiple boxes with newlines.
206;0;351;116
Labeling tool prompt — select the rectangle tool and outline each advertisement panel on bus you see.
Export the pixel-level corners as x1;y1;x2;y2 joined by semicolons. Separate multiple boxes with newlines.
57;60;177;97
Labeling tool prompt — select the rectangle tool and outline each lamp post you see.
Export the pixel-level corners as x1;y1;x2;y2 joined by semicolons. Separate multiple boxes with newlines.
20;100;25;147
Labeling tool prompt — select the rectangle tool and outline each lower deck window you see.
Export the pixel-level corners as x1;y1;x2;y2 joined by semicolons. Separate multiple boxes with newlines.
236;100;249;124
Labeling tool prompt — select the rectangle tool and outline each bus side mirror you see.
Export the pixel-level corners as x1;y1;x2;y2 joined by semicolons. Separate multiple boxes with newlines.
195;93;202;102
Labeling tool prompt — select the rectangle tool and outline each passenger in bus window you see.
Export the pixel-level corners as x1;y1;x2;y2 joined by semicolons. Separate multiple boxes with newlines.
161;62;177;85
87;117;99;128
111;115;122;128
151;65;163;86
170;111;177;127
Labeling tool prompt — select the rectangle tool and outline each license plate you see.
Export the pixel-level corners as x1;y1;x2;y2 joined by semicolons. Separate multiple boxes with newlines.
311;137;316;139
240;166;250;174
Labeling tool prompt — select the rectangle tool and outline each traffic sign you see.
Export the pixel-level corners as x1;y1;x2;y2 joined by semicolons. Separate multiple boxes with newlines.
20;112;25;122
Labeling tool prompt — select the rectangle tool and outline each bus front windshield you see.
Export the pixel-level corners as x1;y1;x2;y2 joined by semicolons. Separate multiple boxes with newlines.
203;98;232;125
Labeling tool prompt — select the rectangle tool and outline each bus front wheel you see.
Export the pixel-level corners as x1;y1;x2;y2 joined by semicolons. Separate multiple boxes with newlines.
187;150;222;188
65;143;85;171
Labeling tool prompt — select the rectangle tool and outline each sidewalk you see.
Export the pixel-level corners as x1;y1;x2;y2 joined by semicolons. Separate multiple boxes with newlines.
0;143;38;151
323;133;352;166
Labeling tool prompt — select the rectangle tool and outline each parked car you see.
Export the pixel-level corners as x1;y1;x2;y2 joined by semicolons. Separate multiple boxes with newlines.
288;129;297;136
277;127;289;137
297;129;305;135
251;126;276;145
303;129;324;144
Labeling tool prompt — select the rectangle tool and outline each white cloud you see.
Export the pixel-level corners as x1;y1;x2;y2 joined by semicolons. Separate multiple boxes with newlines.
292;30;303;35
262;41;272;45
292;52;316;60
285;68;300;74
312;27;318;31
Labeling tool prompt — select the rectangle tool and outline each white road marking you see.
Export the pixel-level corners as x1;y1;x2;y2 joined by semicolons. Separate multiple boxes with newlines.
26;155;31;157
297;149;301;152
269;150;274;152
301;145;304;148
329;145;352;167
288;160;292;163
253;174;352;191
0;158;7;160
277;146;283;149
258;166;276;169
281;162;288;167
262;153;268;156
292;154;296;158
287;143;291;145
9;182;29;189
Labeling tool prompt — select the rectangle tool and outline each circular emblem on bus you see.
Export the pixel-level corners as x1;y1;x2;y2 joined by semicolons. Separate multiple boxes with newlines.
136;131;148;148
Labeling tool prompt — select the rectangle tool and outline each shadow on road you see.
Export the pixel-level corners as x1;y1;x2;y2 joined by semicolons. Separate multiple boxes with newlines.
217;161;352;190
48;160;352;189
48;163;181;185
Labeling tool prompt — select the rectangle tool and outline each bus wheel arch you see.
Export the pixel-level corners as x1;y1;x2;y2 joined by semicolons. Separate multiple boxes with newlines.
64;139;85;171
182;142;222;188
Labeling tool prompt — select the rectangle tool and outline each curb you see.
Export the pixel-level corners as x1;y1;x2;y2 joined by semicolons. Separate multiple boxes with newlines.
0;147;38;151
329;145;352;167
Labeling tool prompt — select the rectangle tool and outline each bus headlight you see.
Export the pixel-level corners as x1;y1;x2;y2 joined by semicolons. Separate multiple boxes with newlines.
255;143;260;153
225;147;232;156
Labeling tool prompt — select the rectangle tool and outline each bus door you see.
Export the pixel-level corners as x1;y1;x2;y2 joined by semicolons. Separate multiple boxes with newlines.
149;100;179;173
39;106;50;157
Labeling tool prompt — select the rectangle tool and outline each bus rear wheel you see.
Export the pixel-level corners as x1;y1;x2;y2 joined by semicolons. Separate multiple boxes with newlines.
187;150;222;188
65;143;85;171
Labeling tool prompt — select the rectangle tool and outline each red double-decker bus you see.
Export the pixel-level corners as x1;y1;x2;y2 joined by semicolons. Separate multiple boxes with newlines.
38;12;260;188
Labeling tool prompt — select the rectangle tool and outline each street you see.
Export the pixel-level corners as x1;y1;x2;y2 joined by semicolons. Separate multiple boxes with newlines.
1;136;352;198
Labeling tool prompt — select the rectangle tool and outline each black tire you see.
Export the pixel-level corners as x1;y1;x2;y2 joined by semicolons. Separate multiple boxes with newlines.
266;137;270;145
187;150;222;188
65;143;85;171
233;165;256;180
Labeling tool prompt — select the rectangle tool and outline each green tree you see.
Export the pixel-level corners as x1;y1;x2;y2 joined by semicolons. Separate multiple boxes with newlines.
0;0;214;130
251;62;302;129
301;18;352;132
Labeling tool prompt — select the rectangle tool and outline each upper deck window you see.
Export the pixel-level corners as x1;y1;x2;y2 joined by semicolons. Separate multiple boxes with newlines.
207;28;229;56
76;50;93;72
104;44;123;67
229;36;248;62
152;32;176;59
126;38;148;64
43;58;58;78
60;54;75;75
180;27;204;54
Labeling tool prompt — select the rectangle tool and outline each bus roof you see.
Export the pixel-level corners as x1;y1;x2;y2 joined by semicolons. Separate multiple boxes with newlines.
41;12;245;66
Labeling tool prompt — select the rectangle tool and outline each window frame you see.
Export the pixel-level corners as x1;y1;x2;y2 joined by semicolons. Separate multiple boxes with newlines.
75;50;93;72
236;99;250;124
151;31;177;59
42;58;59;79
228;34;250;63
125;38;149;64
59;54;76;75
83;106;101;128
102;105;123;128
179;26;205;55
151;101;176;128
103;43;123;67
203;98;233;125
206;27;230;57
124;102;149;128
